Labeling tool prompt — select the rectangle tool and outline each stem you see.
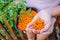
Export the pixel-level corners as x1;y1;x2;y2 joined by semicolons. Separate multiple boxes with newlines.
19;30;25;40
0;23;12;40
4;18;18;40
0;34;5;40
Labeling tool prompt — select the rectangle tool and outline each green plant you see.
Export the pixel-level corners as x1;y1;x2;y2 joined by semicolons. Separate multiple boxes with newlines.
0;29;9;40
0;0;26;39
1;22;13;39
0;0;26;28
0;38;1;40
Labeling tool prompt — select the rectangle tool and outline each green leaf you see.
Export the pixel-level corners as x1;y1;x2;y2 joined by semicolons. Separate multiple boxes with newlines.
30;14;34;17
20;17;23;22
0;10;3;14
9;10;13;17
21;9;24;14
0;29;6;37
10;21;13;28
6;19;9;23
28;8;32;12
12;5;18;12
6;7;11;12
9;15;14;20
25;8;32;16
0;29;9;40
26;13;29;16
0;17;3;23
20;14;22;16
22;0;26;3
18;4;22;8
23;6;26;11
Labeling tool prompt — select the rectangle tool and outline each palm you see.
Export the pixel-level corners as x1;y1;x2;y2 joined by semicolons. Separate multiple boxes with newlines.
26;10;52;34
26;10;56;40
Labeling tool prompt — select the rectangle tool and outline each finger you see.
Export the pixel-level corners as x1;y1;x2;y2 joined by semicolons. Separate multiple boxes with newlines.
33;29;40;34
39;18;56;31
26;28;31;32
26;26;33;32
40;21;51;33
26;15;38;28
32;14;39;22
42;21;55;34
26;14;39;30
52;17;56;24
26;22;33;31
27;22;33;28
42;23;54;34
26;29;35;40
27;28;33;33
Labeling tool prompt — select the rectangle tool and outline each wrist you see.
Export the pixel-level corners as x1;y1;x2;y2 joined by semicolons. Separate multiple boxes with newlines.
42;8;54;17
40;9;53;17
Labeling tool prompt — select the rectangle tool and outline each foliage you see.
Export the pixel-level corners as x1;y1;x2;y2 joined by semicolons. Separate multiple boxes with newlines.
0;0;26;39
0;0;26;27
0;29;9;40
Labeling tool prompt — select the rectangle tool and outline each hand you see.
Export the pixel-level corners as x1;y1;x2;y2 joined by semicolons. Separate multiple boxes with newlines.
26;10;56;40
26;10;52;34
37;17;56;40
26;17;56;40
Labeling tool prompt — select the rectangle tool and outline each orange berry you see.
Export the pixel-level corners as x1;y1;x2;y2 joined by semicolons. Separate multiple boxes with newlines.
18;10;36;30
33;18;44;30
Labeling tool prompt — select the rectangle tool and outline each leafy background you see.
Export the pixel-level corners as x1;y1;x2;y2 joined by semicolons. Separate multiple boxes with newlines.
0;0;27;40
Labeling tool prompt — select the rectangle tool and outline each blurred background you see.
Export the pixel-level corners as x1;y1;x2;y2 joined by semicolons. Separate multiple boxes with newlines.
0;0;60;40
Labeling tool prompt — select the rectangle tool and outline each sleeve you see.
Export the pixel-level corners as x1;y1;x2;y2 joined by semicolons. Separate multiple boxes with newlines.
59;0;60;5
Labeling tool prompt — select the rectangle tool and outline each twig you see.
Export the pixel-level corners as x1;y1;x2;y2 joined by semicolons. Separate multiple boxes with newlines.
4;18;18;40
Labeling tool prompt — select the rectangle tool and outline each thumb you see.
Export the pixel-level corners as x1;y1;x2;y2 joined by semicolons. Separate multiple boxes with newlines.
26;21;34;31
26;15;38;29
26;14;39;31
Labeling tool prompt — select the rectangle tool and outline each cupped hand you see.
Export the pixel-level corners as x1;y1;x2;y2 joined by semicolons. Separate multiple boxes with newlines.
26;10;52;34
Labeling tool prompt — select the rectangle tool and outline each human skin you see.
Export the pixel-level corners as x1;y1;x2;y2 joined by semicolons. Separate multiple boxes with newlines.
26;5;60;40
